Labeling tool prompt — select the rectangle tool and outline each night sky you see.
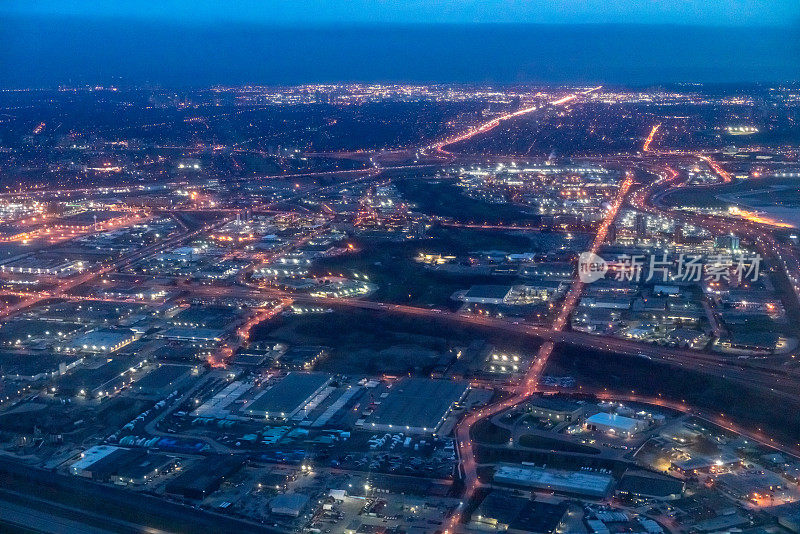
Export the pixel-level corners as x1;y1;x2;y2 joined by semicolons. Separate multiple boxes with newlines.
1;1;799;87
2;0;798;26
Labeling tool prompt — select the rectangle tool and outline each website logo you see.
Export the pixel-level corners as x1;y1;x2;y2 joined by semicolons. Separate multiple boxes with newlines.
578;252;608;283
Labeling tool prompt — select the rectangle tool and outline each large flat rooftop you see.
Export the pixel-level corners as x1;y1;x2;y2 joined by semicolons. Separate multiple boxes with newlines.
365;377;469;433
246;372;332;419
0;351;82;380
527;395;585;414
494;464;613;498
69;328;137;353
463;285;512;300
133;364;193;394
58;210;125;226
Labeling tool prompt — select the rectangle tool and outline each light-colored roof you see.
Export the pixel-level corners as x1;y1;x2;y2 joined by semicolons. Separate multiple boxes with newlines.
586;412;640;431
494;464;612;496
70;445;120;472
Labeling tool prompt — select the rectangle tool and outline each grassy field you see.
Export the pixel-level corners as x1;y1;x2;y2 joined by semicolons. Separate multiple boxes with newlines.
660;176;800;209
397;178;540;225
470;418;511;444
252;307;540;376
545;343;800;444
252;308;480;375
310;227;540;307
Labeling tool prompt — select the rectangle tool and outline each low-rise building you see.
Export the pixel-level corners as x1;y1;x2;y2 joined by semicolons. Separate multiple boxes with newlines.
246;372;333;421
494;464;613;498
165;455;244;500
527;396;585;422
473;491;569;534
461;285;513;305
64;328;138;354
358;377;469;435
269;493;309;517
585;412;647;437
617;470;685;500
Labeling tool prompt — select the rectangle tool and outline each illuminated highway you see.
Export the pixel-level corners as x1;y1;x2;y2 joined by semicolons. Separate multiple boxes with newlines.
444;165;630;532
589;390;800;458
41;284;800;400
633;159;800;308
695;153;733;183
3;85;800;534
0;217;231;320
428;87;601;156
642;124;660;152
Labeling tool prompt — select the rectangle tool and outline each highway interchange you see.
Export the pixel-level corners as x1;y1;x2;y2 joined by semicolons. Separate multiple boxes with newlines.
2;87;800;532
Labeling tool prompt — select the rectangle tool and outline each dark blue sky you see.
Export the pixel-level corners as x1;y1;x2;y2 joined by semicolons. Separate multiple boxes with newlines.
1;2;799;88
2;0;799;26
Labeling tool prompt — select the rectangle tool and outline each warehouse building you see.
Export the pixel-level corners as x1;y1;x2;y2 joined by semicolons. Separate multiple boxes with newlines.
358;377;469;435
460;285;513;305
269;493;309;517
64;328;138;354
671;453;741;475
717;331;782;354
246;372;333;421
110;453;177;486
70;445;123;477
158;328;224;344
169;305;240;330
494;464;613;498
69;445;176;485
0;351;83;381
617;470;685;501
277;346;328;370
585;412;647;437
165;455;244;500
132;364;194;396
472;491;569;534
0;257;86;277
526;395;586;422
55;357;145;398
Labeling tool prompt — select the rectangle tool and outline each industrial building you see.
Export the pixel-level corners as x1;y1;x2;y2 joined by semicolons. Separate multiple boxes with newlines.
585;412;647;437
277;346;328;370
717;331;782;354
472;491;569;534
520;262;575;280
65;328;138;354
671;453;741;475
69;445;176;485
0;257;86;277
494;464;613;498
461;285;513;305
55;357;145;398
526;395;586;422
110;453;177;486
0;351;83;381
616;470;685;500
269;493;309;517
55;210;128;231
169;305;240;330
132;364;194;396
165;455;244;500
158;328;224;344
772;502;800;534
246;372;333;420
717;470;785;500
358;377;469;435
70;445;123;477
0;319;84;348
